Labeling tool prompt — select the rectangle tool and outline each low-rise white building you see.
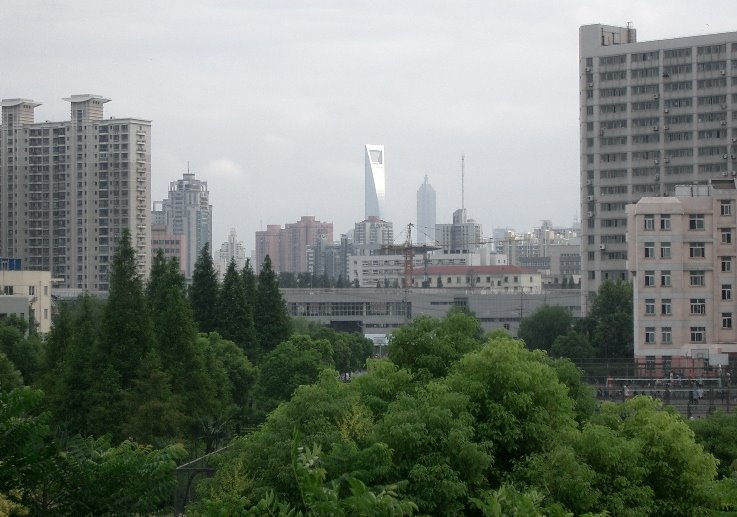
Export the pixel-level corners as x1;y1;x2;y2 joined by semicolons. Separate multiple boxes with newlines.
0;270;54;333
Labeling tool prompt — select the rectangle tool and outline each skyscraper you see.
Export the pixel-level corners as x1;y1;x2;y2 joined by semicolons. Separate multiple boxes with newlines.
579;24;737;311
0;95;151;292
416;174;436;243
254;215;333;273
157;172;212;280
365;144;385;219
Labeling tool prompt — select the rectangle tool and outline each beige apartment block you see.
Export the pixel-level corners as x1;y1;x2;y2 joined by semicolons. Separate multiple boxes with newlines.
0;95;151;293
627;180;737;367
580;24;737;312
0;270;54;333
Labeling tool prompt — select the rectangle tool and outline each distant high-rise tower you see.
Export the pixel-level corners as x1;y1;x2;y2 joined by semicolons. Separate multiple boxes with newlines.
416;174;436;244
365;144;385;219
579;24;737;311
158;172;212;280
0;95;151;292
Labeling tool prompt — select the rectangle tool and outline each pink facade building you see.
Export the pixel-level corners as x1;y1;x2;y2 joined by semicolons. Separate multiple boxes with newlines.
255;216;333;273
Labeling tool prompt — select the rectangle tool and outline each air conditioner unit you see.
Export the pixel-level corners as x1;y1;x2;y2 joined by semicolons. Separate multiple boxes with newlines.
653;94;660;99
599;245;606;251
585;66;592;72
655;174;660;180
723;171;729;176
664;126;670;131
653;125;659;131
722;104;728;109
587;195;594;201
587;82;594;88
732;171;737;176
724;154;729;159
722;120;728;126
731;154;736;160
664;157;670;163
654;159;659;164
732;137;737;143
587;211;594;218
664;108;669;113
721;70;726;75
599;129;605;136
586;179;592;185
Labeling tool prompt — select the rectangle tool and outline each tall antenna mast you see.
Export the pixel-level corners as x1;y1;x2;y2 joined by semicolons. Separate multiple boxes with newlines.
461;154;465;211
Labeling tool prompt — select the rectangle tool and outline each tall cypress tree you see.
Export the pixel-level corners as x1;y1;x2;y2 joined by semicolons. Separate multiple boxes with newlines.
254;255;290;356
189;243;220;334
240;259;259;359
217;260;251;349
101;229;155;389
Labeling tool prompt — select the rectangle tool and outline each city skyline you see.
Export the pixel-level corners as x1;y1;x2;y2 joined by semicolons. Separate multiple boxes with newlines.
4;2;737;250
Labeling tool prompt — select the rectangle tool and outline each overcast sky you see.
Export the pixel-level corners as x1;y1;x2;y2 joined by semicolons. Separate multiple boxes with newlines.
4;1;737;252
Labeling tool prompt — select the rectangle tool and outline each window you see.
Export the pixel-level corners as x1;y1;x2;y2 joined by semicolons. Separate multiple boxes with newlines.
661;270;672;287
721;200;732;216
690;327;706;343
722;256;733;272
644;215;655;230
645;299;655;315
660;215;671;230
723;284;732;300
644;242;654;258
2;286;12;295
689;214;705;230
661;242;671;259
644;271;655;287
723;313;733;329
662;327;672;344
661;299;672;315
722;228;733;244
690;298;706;315
645;327;656;344
689;242;706;258
28;286;35;296
690;270;705;286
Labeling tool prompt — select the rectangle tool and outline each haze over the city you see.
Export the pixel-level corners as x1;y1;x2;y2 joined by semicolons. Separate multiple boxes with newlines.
4;0;737;248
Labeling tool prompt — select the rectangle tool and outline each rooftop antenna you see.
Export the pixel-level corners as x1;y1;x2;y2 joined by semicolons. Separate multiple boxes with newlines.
461;154;465;212
187;160;190;173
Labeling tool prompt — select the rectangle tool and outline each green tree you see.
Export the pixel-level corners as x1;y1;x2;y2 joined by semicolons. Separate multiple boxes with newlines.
550;329;596;359
388;309;483;379
585;280;633;358
278;271;297;288
101;229;155;389
518;305;573;353
0;352;23;390
218;260;253;351
240;259;259;357
190;242;220;334
254;255;290;356
690;410;737;478
0;323;42;384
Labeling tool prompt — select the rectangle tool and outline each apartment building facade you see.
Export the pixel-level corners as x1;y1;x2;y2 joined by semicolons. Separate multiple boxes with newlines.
627;180;737;367
254;215;333;273
0;95;151;292
580;24;737;311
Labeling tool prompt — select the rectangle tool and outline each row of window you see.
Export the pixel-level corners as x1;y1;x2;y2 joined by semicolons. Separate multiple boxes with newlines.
644;322;731;345
645;291;733;317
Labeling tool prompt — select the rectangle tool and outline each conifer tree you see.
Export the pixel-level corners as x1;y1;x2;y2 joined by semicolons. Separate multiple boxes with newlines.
217;260;251;349
254;255;290;356
101;229;155;390
189;243;220;334
240;259;259;358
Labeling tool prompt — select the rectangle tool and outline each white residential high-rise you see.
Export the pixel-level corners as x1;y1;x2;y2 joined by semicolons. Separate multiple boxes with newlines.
580;24;737;312
158;172;212;280
0;95;151;292
216;228;247;279
365;144;385;219
435;209;483;255
416;174;436;244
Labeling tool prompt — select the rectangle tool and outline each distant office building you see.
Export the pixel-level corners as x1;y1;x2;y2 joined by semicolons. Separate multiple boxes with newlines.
150;220;186;273
0;95;151;292
155;172;212;280
435;209;483;255
416;174;436;243
627;180;737;365
580;24;737;310
254;216;333;273
216;228;247;278
365;144;385;219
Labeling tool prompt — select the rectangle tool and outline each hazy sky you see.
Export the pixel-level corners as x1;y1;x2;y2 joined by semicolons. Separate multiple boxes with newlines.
4;1;737;252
